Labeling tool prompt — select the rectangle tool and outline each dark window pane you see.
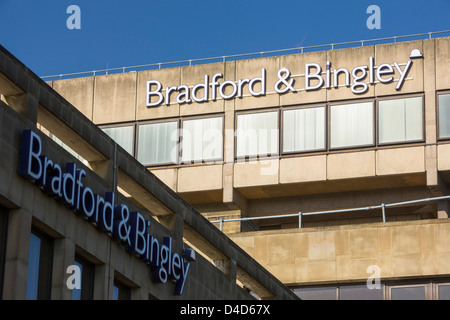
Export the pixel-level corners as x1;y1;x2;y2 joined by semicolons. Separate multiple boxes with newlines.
391;286;425;300
71;260;82;300
438;284;450;300
181;117;223;163
72;256;95;300
26;230;53;300
293;287;337;300
339;284;384;300
113;280;130;300
26;233;41;300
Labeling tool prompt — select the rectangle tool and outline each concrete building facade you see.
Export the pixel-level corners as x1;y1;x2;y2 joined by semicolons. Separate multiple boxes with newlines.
48;35;450;299
0;44;299;300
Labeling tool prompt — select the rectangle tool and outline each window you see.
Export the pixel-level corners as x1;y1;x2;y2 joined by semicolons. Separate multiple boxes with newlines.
181;117;223;163
113;280;131;300
293;279;450;300
330;101;374;149
283;106;326;153
72;255;95;300
102;125;135;155
294;284;384;300
0;208;7;299
339;284;383;300
293;286;337;300
436;283;450;300
236;111;278;158
119;116;225;166
378;96;423;144
137;121;178;165
390;285;426;300
26;230;53;300
438;93;450;139
99;96;428;167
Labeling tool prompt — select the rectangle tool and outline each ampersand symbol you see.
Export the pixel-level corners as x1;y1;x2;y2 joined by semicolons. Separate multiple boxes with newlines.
113;204;131;247
275;68;296;93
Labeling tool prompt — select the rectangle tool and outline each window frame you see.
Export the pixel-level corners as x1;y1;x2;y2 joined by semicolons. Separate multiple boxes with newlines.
338;283;385;300
292;278;450;300
136;114;225;167
280;104;327;155
387;283;428;300
97;94;430;168
433;280;450;300
136;118;181;167
376;94;425;146
292;285;338;300
179;114;225;165
328;99;376;151
437;90;450;141
234;108;280;161
100;122;137;157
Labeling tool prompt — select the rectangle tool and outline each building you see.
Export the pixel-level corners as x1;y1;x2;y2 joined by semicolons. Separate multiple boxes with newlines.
0;44;299;300
46;33;450;300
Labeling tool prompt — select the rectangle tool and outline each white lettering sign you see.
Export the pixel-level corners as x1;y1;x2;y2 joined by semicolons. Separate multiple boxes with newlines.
146;56;415;107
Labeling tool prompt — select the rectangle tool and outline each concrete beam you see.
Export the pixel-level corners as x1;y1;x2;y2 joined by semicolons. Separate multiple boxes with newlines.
2;208;32;300
117;170;173;216
0;72;23;96
237;266;275;300
37;106;107;163
4;93;38;124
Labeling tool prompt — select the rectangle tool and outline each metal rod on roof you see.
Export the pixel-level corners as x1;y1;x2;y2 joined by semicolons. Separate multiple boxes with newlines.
40;30;450;80
210;195;450;231
298;212;302;229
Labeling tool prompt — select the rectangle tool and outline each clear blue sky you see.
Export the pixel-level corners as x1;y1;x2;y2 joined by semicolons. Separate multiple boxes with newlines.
0;0;449;77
